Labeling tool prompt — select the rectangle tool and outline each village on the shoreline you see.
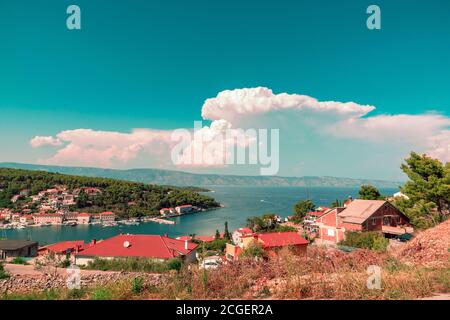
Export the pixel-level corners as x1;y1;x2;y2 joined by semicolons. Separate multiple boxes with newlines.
0;152;449;300
0;186;202;230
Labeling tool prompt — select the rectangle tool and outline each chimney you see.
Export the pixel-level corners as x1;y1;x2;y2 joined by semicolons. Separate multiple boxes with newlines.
184;240;188;250
344;196;353;208
91;239;97;246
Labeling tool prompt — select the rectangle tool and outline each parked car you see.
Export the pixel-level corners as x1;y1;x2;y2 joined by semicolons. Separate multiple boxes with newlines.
395;233;414;242
199;256;222;270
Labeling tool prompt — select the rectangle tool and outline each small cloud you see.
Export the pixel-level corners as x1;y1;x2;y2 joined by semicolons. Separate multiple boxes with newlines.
30;136;63;148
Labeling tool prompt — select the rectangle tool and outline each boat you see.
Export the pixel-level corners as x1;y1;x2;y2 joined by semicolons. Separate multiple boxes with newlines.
102;221;118;227
121;220;140;226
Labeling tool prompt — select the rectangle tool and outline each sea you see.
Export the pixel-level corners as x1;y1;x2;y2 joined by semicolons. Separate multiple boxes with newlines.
2;186;398;245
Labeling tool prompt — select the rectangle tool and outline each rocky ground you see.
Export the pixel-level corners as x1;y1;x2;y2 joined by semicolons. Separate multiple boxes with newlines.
393;219;450;268
0;267;166;295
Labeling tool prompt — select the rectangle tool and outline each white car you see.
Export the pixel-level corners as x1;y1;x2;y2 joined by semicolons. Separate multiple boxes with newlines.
199;256;223;270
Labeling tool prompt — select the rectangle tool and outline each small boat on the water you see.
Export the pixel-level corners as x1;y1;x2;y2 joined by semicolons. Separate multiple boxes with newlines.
102;221;118;227
121;220;140;226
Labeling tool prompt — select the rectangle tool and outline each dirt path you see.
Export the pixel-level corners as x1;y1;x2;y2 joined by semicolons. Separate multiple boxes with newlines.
4;263;119;277
420;293;450;300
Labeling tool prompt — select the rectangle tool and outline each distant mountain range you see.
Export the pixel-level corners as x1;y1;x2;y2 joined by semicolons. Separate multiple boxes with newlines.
0;163;402;188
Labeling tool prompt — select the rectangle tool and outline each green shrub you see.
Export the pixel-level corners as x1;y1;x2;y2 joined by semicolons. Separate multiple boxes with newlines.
196;239;227;254
90;288;112;300
131;277;144;294
270;225;297;233
167;258;182;271
240;242;266;258
85;257;182;273
10;257;28;265
2;289;61;300
59;259;71;268
66;288;86;300
0;263;10;279
340;232;389;252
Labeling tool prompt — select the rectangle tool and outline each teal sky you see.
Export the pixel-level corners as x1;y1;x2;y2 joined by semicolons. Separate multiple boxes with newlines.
0;0;449;180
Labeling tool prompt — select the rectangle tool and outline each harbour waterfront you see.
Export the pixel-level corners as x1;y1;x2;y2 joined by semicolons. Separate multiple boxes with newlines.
2;186;398;245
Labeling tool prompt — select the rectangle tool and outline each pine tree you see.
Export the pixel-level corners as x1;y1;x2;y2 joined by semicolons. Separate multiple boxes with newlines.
223;221;231;241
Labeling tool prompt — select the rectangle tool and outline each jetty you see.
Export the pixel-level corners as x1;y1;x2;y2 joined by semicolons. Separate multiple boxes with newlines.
147;217;175;225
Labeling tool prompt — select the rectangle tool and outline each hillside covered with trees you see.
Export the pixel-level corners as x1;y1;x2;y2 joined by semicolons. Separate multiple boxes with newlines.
0;168;220;218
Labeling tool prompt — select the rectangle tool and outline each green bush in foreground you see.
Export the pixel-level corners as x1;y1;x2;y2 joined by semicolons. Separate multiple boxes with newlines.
10;257;28;265
90;288;112;300
85;257;182;273
339;231;389;252
0;263;10;279
132;277;144;294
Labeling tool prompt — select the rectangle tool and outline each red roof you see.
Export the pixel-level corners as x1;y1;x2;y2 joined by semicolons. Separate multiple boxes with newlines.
256;232;308;248
33;214;63;218
78;213;91;217
176;205;193;208
77;234;197;259
196;235;216;242
176;236;192;241
45;241;85;254
307;211;327;217
101;212;114;215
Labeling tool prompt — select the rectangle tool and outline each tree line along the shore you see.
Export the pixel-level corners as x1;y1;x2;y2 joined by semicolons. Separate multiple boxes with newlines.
0;168;220;218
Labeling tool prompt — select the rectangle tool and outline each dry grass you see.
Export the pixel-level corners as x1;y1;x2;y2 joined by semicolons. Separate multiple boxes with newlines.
153;247;448;300
2;246;448;300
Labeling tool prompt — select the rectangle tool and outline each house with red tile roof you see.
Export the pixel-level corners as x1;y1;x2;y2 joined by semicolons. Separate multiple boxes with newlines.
175;205;194;215
33;213;64;225
100;211;115;222
232;227;254;247
40;240;86;256
303;208;333;234
316;199;413;245
19;214;34;225
75;234;198;266
77;213;91;224
160;208;175;216
225;231;308;261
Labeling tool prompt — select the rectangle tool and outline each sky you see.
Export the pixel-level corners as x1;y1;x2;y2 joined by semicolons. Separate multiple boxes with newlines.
0;0;449;180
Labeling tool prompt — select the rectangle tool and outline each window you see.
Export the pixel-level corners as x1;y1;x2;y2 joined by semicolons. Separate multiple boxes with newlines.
371;217;377;226
327;229;335;237
396;216;401;224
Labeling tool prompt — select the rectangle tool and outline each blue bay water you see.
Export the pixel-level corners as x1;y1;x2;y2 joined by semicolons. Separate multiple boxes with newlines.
2;186;398;245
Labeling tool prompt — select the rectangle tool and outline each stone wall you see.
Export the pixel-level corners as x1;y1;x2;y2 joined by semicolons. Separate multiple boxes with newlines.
0;272;167;295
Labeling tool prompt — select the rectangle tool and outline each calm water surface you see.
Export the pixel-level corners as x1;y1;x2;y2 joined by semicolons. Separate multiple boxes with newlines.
2;186;398;245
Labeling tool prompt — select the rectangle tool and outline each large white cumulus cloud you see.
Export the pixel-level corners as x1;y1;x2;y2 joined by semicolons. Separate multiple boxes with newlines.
201;87;375;122
30;87;450;172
